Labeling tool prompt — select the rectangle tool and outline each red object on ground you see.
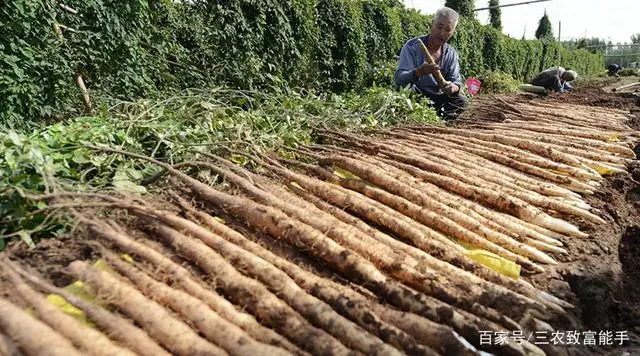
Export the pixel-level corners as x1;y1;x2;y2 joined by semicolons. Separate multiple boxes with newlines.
466;78;482;96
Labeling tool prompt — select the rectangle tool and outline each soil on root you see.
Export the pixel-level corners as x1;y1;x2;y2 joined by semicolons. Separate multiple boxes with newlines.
3;193;185;288
8;235;98;288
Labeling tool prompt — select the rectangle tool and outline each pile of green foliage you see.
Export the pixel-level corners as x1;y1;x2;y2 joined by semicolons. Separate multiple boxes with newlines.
3;0;604;127
0;87;438;249
618;68;640;76
478;71;520;94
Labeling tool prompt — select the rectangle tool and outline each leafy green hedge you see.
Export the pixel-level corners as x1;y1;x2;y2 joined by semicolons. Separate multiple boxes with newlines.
2;0;603;127
452;23;603;82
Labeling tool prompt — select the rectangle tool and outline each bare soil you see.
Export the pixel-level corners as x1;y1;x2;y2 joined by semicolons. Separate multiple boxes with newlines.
603;76;640;94
543;85;640;112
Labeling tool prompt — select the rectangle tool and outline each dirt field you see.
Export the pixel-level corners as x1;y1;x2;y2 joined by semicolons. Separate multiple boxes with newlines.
602;76;640;94
2;81;639;356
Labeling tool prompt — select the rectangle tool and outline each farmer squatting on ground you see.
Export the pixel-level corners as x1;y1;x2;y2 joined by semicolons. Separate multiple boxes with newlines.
395;7;467;121
530;67;578;93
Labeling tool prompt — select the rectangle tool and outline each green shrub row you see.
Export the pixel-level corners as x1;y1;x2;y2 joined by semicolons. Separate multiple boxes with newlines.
1;0;603;126
453;24;604;82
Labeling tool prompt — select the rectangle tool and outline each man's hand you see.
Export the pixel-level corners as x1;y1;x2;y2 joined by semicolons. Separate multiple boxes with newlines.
442;82;459;95
416;62;440;77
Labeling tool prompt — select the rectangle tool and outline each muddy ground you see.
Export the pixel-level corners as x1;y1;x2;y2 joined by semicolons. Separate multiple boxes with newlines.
4;82;640;356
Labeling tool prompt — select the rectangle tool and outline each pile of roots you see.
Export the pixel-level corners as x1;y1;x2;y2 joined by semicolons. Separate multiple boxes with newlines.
1;100;638;356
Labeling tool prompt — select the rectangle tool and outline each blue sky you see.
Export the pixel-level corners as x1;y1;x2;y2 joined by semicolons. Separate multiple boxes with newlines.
402;0;640;44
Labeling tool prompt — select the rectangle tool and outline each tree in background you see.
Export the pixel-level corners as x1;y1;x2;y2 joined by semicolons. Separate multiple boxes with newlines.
563;37;607;54
444;0;475;17
631;33;640;44
535;11;553;40
488;0;502;31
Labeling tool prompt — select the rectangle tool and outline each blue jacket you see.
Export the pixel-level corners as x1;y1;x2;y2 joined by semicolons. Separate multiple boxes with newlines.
394;35;463;96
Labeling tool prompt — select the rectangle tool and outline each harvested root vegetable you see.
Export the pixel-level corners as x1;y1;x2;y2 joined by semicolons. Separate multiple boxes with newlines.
397;129;599;182
74;146;544;350
375;146;605;225
68;260;228;356
411;125;584;167
279;160;567;309
147;223;352;356
102;251;290;356
2;262;137;356
171;195;509;349
397;131;596;193
10;261;170;356
344;153;580;237
148;223;395;356
484;120;630;141
388;139;578;199
79;148;516;348
281;182;568;312
0;332;20;356
81;219;302;354
319;154;561;264
513;131;636;158
485;129;632;164
172;195;443;356
268;162;567;324
0;298;82;356
342;155;567;253
181;159;522;328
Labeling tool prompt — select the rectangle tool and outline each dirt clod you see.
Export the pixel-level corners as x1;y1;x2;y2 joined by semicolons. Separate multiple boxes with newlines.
11;235;98;287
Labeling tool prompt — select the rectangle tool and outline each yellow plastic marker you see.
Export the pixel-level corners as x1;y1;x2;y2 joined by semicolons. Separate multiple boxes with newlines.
459;242;521;279
333;168;362;180
45;293;94;327
466;249;521;279
38;255;133;326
